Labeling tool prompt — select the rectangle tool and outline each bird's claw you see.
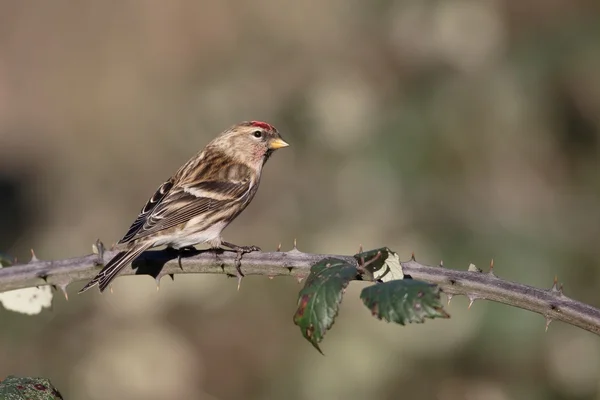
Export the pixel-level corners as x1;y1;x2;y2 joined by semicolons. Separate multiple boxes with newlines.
235;268;244;291
233;252;245;291
169;246;197;270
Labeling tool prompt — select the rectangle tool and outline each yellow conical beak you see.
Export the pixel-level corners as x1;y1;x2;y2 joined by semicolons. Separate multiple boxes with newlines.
268;138;290;150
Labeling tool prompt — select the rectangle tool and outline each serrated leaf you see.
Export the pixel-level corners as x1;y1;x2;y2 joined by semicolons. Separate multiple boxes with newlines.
293;258;358;353
354;247;404;282
0;375;63;399
360;279;450;325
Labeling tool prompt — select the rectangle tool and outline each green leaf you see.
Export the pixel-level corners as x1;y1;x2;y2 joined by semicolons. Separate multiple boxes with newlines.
360;280;450;325
0;376;63;400
293;258;359;353
0;253;14;267
354;247;404;282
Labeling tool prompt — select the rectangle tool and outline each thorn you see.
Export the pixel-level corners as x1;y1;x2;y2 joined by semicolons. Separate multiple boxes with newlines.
550;276;564;296
447;294;453;305
110;242;116;251
93;239;106;266
156;276;161;291
110;285;114;294
439;260;444;268
169;274;174;281
268;275;275;280
488;258;495;276
545;317;552;332
59;284;69;301
359;251;365;269
467;295;478;309
51;284;57;291
30;249;39;263
359;244;363;254
231;249;245;291
277;243;281;252
288;238;301;254
297;275;305;284
93;239;105;254
411;252;416;261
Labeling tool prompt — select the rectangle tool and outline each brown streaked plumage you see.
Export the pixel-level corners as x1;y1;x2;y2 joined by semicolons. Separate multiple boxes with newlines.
79;121;289;293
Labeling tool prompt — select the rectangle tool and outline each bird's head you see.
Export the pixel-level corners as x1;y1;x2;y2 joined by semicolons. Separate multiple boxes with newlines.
213;121;289;167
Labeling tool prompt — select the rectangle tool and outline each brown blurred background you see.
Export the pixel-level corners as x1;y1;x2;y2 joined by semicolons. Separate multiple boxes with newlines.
1;1;600;399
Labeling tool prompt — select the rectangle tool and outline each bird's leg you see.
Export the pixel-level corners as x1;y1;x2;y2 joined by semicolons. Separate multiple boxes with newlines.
167;246;197;270
221;241;261;290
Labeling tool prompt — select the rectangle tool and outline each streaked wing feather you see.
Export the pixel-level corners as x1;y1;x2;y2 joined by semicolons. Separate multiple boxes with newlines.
118;167;253;243
138;190;224;235
119;178;175;244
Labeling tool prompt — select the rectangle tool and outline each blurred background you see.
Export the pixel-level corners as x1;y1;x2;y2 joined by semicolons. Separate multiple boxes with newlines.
0;0;599;399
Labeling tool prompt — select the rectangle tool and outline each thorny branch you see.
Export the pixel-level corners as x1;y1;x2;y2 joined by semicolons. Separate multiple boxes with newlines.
0;245;599;336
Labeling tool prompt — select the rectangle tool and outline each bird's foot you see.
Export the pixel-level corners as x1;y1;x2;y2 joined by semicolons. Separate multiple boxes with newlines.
221;242;261;290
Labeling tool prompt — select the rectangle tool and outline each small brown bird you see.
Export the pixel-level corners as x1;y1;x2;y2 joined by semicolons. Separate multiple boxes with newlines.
79;121;289;293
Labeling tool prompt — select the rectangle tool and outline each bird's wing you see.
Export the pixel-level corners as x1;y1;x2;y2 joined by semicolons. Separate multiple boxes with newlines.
118;162;255;244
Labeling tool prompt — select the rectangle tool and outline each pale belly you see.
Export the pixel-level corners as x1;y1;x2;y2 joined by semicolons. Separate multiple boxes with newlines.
149;220;228;249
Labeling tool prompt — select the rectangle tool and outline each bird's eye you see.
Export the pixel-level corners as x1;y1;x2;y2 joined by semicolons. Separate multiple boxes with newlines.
252;130;263;138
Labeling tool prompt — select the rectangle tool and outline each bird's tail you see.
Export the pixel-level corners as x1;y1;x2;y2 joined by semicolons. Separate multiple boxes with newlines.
78;243;151;294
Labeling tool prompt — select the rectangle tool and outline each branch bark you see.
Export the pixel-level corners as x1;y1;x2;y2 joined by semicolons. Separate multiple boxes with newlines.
1;248;599;336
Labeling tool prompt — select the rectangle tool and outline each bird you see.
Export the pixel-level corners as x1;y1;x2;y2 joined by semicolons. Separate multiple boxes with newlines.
78;121;289;293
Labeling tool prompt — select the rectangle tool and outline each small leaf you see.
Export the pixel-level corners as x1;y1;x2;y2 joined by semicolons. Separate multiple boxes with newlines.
0;286;53;315
354;247;404;282
293;258;359;353
468;263;481;273
0;256;54;315
0;375;63;399
360;280;450;325
0;252;14;267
